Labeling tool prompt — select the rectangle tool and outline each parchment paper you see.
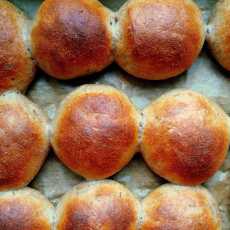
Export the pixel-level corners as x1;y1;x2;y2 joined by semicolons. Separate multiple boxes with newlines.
9;0;230;228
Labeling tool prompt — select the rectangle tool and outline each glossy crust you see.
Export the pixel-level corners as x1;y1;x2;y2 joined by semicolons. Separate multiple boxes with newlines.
0;187;55;230
0;91;49;190
56;180;140;230
114;0;205;80
31;0;113;79
140;184;221;230
207;0;230;70
0;0;35;92
141;90;230;185
51;84;139;179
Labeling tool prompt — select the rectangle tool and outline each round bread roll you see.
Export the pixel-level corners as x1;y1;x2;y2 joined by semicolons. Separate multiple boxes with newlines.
31;0;113;80
0;0;35;92
141;90;230;185
0;187;54;230
51;84;139;179
114;0;205;80
207;0;230;71
0;91;49;190
56;180;140;230
140;184;221;229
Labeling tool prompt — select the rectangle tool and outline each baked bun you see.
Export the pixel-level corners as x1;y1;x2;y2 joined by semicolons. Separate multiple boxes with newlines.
0;0;34;92
56;180;140;230
207;0;230;70
140;184;221;229
51;84;139;179
0;91;49;190
0;187;54;230
31;0;113;80
141;90;230;185
114;0;205;80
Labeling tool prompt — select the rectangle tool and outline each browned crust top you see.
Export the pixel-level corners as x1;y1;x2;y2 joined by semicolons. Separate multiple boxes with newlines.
32;0;113;79
0;93;48;190
57;181;139;230
0;0;34;91
141;90;230;185
115;0;204;80
52;85;139;179
141;185;221;230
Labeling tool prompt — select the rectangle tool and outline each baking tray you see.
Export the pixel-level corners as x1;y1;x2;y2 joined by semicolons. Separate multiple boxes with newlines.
9;0;230;228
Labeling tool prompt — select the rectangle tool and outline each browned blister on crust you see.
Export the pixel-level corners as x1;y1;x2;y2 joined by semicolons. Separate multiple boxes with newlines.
0;91;49;190
56;180;140;230
207;0;230;71
51;84;139;179
31;0;113;79
0;0;35;92
114;0;205;80
141;90;230;185
140;184;221;230
0;188;54;230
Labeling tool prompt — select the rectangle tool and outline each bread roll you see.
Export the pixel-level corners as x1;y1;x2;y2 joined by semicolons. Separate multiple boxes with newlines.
51;84;139;179
31;0;113;80
114;0;205;80
0;91;49;190
141;90;230;185
56;180;140;230
0;187;54;230
140;184;221;229
0;0;34;92
207;0;230;71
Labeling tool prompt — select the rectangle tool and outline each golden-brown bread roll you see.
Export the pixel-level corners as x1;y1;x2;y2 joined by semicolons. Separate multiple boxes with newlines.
31;0;113;80
56;180;140;230
141;90;230;185
0;187;55;230
140;184;221;230
207;0;230;71
51;84;139;179
0;0;35;92
114;0;205;80
0;91;49;190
